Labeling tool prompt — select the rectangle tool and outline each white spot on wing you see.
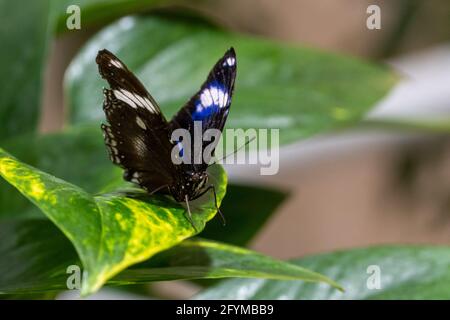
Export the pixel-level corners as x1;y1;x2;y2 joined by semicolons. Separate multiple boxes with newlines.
134;94;157;113
226;57;235;66
115;89;158;113
200;90;213;107
223;92;229;108
200;85;227;108
114;90;137;108
110;59;123;68
136;116;146;130
210;86;220;104
121;90;141;107
143;97;158;113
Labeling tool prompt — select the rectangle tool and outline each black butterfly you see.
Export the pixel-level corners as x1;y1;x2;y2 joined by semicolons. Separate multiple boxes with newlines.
96;48;236;230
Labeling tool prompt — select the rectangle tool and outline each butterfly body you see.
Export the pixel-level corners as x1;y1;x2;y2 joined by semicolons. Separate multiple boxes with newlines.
96;48;236;228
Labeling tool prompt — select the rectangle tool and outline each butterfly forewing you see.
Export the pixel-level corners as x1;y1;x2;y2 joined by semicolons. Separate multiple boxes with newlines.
97;49;178;192
169;48;237;172
97;48;236;206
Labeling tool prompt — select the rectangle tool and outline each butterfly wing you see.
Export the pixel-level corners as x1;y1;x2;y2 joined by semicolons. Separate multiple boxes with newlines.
169;47;237;172
97;49;179;192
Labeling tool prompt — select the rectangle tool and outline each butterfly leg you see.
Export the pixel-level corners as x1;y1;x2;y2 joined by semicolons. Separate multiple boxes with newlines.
210;185;226;226
199;185;226;226
184;195;198;232
191;185;226;226
149;184;169;195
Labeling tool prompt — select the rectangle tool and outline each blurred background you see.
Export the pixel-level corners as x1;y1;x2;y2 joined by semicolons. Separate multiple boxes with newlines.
38;0;450;298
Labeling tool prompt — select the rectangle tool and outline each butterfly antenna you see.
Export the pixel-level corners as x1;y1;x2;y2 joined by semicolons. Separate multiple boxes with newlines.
209;135;256;167
184;195;198;232
217;207;226;226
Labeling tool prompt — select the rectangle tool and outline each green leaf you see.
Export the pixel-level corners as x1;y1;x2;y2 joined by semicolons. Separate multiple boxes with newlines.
113;238;341;290
0;127;286;249
195;246;450;299
200;184;288;246
0;218;79;294
0;218;340;294
49;0;177;34
0;125;122;220
0;0;52;141
0;147;227;295
0;132;286;290
66;15;397;145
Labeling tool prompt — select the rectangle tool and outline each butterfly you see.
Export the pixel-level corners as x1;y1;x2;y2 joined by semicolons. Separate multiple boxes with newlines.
96;48;236;230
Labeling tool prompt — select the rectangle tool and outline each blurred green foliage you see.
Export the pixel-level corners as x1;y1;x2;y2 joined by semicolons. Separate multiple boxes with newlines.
3;0;445;299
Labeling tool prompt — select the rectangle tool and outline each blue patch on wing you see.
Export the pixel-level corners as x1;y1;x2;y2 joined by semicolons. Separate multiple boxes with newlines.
176;141;184;157
192;80;230;121
192;103;219;121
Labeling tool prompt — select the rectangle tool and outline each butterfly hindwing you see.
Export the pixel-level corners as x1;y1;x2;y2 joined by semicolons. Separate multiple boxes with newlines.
97;49;178;192
169;47;237;171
